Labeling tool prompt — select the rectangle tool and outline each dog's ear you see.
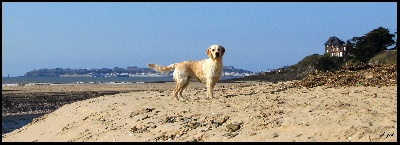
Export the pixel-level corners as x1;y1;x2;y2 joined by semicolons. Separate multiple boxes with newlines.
220;46;225;57
206;47;211;57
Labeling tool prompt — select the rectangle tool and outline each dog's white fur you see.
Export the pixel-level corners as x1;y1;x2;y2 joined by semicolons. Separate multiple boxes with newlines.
147;44;225;101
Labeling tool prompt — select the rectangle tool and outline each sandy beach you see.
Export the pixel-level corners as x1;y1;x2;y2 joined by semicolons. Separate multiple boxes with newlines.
1;81;397;142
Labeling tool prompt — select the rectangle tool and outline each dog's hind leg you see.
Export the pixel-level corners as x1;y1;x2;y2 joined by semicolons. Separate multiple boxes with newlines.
173;85;180;101
178;79;190;99
173;78;188;101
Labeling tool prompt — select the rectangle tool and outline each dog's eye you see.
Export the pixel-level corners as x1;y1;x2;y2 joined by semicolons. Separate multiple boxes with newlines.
212;49;215;51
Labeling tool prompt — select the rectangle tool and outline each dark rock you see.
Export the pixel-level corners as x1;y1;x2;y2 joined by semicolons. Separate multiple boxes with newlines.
226;123;240;132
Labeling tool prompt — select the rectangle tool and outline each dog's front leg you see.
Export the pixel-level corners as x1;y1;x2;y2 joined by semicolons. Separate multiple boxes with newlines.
206;81;214;99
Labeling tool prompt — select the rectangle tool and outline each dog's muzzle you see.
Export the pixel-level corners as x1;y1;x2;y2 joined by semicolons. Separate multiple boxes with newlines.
216;52;220;58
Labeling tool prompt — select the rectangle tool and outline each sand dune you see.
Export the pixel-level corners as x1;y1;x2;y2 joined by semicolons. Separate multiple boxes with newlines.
2;82;397;142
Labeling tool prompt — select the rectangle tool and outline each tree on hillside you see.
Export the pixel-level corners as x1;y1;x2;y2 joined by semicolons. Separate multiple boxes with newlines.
391;29;397;50
350;27;396;63
350;36;367;63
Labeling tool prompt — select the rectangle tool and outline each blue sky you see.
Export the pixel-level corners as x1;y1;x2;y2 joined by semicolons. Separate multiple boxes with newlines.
2;2;397;77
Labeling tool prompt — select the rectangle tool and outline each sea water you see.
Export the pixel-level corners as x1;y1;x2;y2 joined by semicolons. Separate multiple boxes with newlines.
2;76;173;85
2;76;238;86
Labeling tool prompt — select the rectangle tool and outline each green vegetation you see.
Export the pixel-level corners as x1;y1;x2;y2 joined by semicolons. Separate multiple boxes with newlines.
232;27;397;83
349;27;396;64
323;26;396;69
294;27;397;75
368;49;397;65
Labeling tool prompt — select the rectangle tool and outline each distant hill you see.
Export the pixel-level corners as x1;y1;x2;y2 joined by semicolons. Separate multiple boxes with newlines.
226;54;323;82
227;50;397;83
23;66;253;77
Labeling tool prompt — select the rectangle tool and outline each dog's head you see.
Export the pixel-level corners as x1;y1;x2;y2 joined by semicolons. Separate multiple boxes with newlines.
206;45;225;60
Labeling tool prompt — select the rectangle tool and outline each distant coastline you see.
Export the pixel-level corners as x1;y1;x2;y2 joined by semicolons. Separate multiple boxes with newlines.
2;76;239;86
22;66;255;78
58;74;172;77
59;74;93;77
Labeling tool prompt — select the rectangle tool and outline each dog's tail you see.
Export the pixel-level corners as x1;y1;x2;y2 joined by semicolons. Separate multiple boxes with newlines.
147;63;176;73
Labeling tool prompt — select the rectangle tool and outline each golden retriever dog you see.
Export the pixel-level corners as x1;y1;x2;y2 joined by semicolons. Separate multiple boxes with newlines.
147;44;225;101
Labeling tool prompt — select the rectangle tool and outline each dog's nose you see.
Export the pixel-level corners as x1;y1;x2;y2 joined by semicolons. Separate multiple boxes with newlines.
216;52;220;57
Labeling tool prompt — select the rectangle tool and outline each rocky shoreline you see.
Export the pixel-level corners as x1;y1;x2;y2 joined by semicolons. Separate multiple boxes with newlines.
2;90;123;135
1;83;171;135
2;82;242;117
2;91;122;116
